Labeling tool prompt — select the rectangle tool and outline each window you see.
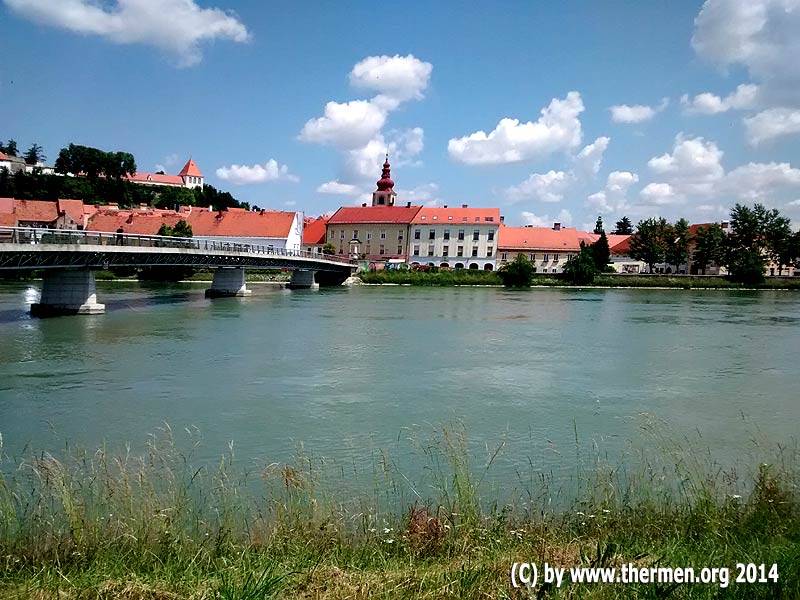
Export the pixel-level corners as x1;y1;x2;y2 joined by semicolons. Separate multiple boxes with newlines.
475;217;480;222
448;215;453;220
353;230;358;239
472;246;478;257
488;230;495;241
420;215;426;220
487;247;493;257
428;245;435;256
473;230;479;241
552;268;557;273
413;245;420;256
457;246;464;257
339;230;345;239
397;245;403;254
501;252;508;260
486;216;494;222
339;245;344;254
543;254;549;262
398;231;403;239
365;244;371;254
444;229;450;240
553;253;559;262
429;229;435;240
379;244;385;255
443;245;449;257
367;232;372;240
380;230;386;239
529;254;535;261
432;215;438;220
414;229;420;240
458;229;465;241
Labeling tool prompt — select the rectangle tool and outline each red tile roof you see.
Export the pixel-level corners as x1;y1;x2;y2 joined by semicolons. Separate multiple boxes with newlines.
0;213;16;227
0;197;13;214
13;200;59;224
88;207;296;238
303;216;328;244
578;232;632;249
0;152;9;161
57;199;86;225
178;158;203;178
123;172;185;186
411;206;500;224
327;205;421;224
498;225;582;251
610;236;632;255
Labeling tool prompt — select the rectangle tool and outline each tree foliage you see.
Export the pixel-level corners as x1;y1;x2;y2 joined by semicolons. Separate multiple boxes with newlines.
629;217;670;272
692;223;726;274
498;254;534;287
157;220;193;238
23;144;46;165
666;218;690;271
613;216;633;235
322;242;337;255
2;139;18;157
55;144;136;180
590;232;611;271
562;245;597;284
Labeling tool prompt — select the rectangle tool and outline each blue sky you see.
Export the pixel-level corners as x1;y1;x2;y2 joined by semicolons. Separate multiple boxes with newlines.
2;0;800;229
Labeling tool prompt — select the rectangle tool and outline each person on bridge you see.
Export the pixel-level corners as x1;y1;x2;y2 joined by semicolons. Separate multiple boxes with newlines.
116;227;124;245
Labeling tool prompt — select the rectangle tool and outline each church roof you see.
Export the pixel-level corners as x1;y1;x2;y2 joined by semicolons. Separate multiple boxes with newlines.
179;158;203;178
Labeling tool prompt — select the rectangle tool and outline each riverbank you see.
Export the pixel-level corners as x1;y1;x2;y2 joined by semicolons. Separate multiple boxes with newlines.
358;270;800;289
1;425;797;599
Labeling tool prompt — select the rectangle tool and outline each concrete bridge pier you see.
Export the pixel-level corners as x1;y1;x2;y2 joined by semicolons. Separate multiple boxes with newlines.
286;269;318;289
205;268;252;298
30;269;106;317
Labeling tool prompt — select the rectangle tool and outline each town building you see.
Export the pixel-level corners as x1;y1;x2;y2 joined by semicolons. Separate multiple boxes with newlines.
0;152;28;174
88;205;303;250
122;158;204;189
0;197;91;229
410;206;500;270
325;157;422;265
497;223;583;273
302;216;329;254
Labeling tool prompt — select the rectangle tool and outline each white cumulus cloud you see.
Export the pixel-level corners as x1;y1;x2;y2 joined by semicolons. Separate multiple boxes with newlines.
447;92;584;165
299;100;387;150
505;170;572;203
587;171;640;213
215;159;298;185
744;108;800;145
317;181;359;195
640;183;679;206
520;209;573;228
575;136;610;175
609;99;668;123
349;54;433;109
4;0;250;67
681;83;759;114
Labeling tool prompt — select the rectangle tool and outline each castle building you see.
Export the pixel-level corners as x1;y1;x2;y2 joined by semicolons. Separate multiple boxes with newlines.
123;158;204;189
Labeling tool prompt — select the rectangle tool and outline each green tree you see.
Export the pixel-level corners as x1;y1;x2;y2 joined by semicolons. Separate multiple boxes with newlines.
666;218;690;272
593;215;604;234
629;217;670;272
590;232;611;271
55;144;136;179
562;245;598;284
322;242;337;255
4;139;18;157
613;216;633;235
154;186;196;209
23;143;46;165
726;203;790;279
692;223;726;274
498;253;534;287
172;219;193;237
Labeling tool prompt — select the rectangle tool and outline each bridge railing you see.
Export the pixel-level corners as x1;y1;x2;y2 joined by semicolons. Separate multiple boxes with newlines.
0;226;354;266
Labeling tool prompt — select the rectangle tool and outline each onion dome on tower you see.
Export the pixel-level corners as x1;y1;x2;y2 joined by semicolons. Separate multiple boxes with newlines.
372;154;397;206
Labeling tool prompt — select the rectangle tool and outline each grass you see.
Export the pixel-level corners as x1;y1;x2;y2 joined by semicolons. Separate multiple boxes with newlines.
357;270;800;289
0;422;798;599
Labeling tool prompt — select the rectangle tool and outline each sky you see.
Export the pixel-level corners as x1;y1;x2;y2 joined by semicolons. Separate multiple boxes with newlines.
2;0;800;230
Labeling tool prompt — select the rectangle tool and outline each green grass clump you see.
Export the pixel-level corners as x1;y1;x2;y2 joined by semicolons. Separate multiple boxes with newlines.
0;422;798;599
358;269;502;286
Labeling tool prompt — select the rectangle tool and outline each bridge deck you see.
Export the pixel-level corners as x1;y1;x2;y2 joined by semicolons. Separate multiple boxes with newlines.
0;227;353;272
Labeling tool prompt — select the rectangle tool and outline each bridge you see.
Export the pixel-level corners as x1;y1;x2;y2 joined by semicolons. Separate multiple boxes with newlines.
0;226;355;316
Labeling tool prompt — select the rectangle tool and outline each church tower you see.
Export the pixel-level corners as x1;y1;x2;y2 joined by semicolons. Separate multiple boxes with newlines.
371;155;397;206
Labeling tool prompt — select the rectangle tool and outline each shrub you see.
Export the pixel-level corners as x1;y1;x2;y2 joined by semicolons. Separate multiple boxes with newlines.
497;254;534;287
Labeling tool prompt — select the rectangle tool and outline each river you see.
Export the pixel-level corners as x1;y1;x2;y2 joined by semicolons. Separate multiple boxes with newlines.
0;281;798;498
